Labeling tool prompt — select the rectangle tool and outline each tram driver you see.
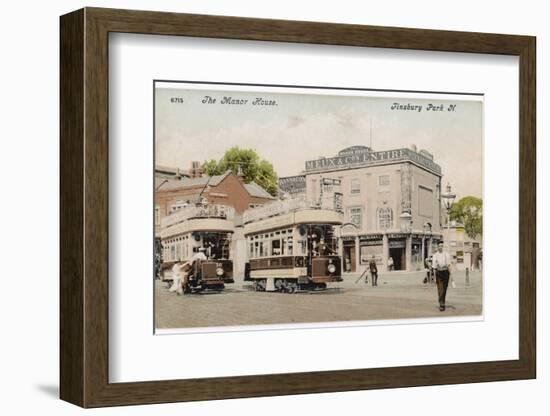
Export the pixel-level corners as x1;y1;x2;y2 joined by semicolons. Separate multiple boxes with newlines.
316;237;335;256
192;247;208;262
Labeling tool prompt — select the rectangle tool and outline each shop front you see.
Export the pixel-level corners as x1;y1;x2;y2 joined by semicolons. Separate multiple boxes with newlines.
388;237;407;271
359;234;383;268
342;236;357;272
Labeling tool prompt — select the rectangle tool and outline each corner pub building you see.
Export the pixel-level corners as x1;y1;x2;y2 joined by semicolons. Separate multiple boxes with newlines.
279;145;444;273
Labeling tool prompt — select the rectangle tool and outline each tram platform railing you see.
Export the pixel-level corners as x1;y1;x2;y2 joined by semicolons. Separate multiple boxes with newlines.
161;204;235;228
243;196;341;224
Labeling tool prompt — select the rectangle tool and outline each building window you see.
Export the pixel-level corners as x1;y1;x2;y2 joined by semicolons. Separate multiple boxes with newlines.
378;207;393;230
350;178;361;194
349;207;363;229
378;175;391;193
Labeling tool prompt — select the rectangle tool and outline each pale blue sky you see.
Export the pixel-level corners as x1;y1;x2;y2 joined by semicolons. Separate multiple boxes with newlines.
155;86;483;199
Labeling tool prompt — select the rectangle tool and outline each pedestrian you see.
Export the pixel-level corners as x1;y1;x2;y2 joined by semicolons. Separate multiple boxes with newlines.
387;256;394;271
345;256;352;272
369;256;378;286
423;256;432;284
169;260;191;295
432;242;453;311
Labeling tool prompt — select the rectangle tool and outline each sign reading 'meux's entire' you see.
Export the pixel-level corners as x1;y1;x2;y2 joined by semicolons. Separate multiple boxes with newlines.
304;146;442;175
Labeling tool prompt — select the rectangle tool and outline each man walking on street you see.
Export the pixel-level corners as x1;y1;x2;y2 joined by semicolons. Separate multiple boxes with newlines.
369;256;378;286
432;242;453;311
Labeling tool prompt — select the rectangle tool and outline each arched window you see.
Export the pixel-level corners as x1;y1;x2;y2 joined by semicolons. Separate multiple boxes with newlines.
378;207;393;230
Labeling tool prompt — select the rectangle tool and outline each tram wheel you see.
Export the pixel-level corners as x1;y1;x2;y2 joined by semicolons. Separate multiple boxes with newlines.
274;279;285;292
286;283;297;294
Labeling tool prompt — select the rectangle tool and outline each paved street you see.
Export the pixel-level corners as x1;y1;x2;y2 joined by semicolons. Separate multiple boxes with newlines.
155;270;482;329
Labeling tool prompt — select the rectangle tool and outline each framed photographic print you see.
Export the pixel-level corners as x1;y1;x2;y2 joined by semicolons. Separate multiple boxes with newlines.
60;7;536;408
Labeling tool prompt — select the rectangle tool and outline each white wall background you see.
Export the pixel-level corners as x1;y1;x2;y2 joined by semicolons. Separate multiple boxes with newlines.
0;0;545;414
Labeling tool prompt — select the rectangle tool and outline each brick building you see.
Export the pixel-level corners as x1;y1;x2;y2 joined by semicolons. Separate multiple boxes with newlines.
155;170;275;235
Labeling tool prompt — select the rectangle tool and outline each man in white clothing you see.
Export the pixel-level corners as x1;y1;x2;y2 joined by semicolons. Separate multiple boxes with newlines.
192;247;207;262
169;260;191;295
432;242;453;311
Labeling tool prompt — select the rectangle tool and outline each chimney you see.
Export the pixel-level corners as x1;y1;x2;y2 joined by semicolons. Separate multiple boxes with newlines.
190;161;203;178
237;165;245;182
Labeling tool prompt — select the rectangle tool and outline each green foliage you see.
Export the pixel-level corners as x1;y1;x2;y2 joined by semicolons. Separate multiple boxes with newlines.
202;159;220;176
203;147;278;196
449;196;483;239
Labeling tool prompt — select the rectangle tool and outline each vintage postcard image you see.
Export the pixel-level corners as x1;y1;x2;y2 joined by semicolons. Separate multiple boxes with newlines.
154;81;483;332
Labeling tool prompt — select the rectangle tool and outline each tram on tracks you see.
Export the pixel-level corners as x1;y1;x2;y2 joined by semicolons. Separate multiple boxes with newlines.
159;203;234;292
243;199;344;293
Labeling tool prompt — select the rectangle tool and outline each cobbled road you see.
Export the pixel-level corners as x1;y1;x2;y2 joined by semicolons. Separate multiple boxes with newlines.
155;270;483;329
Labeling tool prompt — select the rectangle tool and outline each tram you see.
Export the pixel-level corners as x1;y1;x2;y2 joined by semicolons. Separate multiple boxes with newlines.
159;204;234;292
243;199;343;293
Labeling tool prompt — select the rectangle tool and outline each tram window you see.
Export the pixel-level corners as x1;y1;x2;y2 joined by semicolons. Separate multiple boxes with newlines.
272;239;281;256
287;236;293;255
299;240;306;255
170;246;175;261
249;243;254;258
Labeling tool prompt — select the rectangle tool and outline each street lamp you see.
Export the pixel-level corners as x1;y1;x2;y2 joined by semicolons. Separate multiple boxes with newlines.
441;182;456;226
441;182;456;252
422;221;433;262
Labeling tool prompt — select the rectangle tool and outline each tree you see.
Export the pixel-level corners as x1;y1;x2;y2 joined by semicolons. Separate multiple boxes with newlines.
203;147;279;196
449;196;483;239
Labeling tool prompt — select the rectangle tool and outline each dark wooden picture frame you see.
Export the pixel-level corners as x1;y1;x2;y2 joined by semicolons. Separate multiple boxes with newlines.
60;7;536;408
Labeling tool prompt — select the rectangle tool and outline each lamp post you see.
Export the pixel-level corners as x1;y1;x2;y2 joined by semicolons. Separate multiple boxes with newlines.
441;182;456;250
399;211;413;271
422;221;433;262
